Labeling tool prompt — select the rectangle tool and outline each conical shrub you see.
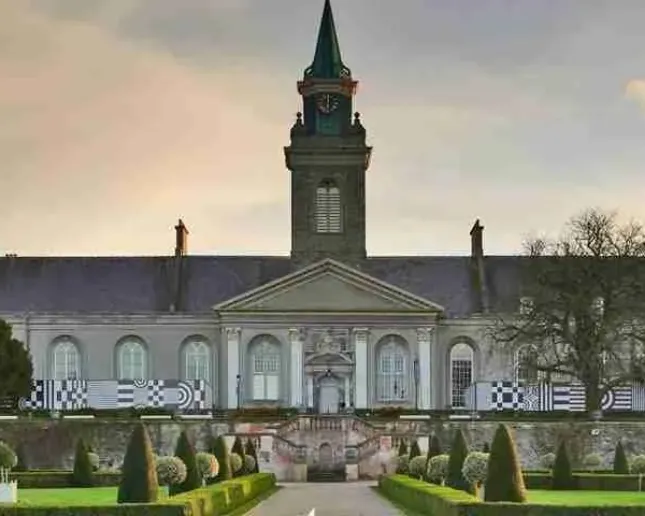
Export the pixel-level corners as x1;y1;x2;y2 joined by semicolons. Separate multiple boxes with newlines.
613;441;629;474
409;440;422;460
169;431;200;495
445;429;474;493
210;435;232;483
397;440;408;456
71;438;94;487
484;424;526;502
230;436;246;477
244;438;260;473
551;440;573;490
482;442;490;453
14;442;28;472
117;423;158;503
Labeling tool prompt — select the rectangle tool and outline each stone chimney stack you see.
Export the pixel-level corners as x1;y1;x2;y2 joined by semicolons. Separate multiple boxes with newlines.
174;219;188;257
470;219;484;259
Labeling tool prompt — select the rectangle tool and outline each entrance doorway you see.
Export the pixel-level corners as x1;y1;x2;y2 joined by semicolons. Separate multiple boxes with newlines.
318;376;340;413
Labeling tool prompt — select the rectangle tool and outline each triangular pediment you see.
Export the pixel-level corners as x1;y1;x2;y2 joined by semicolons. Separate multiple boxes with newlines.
214;258;443;313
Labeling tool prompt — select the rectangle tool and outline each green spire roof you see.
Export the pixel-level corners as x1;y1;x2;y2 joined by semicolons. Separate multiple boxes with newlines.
305;0;351;79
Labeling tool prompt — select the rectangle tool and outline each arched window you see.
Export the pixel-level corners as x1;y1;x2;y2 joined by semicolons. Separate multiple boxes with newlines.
52;339;81;380
450;342;474;408
515;345;539;384
117;339;147;380
376;336;409;402
184;340;210;382
315;180;342;233
249;337;281;401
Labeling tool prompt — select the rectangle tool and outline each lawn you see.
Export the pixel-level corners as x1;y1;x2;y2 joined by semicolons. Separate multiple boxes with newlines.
8;486;167;506
527;490;645;506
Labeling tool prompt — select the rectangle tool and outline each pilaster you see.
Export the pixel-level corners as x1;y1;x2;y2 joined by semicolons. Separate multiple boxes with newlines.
353;327;369;408
417;327;434;410
225;327;241;409
289;328;304;408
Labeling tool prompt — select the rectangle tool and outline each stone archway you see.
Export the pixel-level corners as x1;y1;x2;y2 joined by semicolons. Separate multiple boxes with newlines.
318;442;333;471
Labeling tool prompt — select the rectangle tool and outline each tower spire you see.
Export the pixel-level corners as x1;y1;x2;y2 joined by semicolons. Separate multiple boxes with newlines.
305;0;351;79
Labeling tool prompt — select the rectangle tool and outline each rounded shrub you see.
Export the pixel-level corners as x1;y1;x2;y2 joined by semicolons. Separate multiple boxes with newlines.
156;456;187;487
539;453;556;469
582;453;602;470
409;455;427;479
446;429;473;494
484;424;526;503
0;441;17;471
210;435;232;483
409;440;422;460
195;452;219;483
87;452;100;472
395;454;410;474
117;423;159;504
631;455;645;474
613;441;630;474
462;452;489;487
552;440;573;490
229;452;243;474
244;439;260;474
230;436;246;476
169;431;200;496
427;454;449;484
244;455;256;474
72;438;94;487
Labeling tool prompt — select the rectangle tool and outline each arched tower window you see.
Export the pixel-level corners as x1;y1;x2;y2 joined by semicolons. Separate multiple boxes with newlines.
376;336;409;402
450;342;474;408
117;339;147;380
52;338;81;380
249;336;281;401
315;179;342;233
183;340;210;382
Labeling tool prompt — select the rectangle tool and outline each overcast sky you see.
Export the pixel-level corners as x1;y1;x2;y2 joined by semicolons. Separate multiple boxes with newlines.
2;1;645;257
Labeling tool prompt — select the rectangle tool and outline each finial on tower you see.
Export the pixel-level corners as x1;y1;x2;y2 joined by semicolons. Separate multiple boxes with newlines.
304;0;351;79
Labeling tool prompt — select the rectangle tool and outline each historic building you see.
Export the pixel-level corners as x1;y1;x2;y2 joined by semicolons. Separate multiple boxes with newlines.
1;1;537;414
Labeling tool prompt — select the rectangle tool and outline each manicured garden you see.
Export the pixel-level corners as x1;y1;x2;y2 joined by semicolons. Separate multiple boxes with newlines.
0;424;277;515
379;423;645;514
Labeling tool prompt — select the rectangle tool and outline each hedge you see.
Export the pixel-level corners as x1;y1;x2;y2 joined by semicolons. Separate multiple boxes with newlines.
523;472;643;491
0;473;276;516
378;474;645;516
9;471;121;488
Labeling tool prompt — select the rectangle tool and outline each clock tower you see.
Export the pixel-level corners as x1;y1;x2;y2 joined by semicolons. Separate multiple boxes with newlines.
285;0;372;268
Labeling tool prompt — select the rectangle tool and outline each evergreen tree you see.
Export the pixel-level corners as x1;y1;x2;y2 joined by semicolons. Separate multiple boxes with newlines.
169;431;201;495
117;423;158;504
230;436;246;476
244;438;260;473
445;429;474;494
409;440;422;460
427;435;442;460
210;435;232;483
552;440;574;490
613;441;629;474
13;442;28;472
484;424;526;502
397;440;408;456
71;438;94;487
0;320;33;410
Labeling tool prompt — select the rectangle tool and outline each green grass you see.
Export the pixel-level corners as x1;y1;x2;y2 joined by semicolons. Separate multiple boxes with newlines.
527;490;645;506
8;486;167;506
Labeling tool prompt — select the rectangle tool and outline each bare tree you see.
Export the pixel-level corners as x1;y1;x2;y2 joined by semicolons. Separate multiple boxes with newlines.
489;208;645;412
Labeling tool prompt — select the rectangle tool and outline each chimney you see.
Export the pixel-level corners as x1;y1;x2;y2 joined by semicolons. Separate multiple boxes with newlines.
470;219;484;259
174;219;188;257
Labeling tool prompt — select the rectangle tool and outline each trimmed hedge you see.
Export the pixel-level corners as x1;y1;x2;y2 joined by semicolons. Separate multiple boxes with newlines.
523;472;643;491
379;474;645;516
0;473;276;516
9;471;121;488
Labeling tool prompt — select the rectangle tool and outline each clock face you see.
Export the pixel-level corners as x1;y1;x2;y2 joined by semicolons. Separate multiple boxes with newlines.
316;93;340;114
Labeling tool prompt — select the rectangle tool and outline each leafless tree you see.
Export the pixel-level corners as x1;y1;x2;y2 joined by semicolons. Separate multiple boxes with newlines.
489;208;645;412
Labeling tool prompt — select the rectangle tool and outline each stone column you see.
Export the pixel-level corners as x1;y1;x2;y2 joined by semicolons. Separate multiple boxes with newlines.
417;327;434;410
289;328;304;408
354;328;369;408
306;375;314;409
225;327;241;409
344;375;351;407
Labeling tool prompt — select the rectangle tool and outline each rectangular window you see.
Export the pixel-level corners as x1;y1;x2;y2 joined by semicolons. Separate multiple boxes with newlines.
451;359;472;408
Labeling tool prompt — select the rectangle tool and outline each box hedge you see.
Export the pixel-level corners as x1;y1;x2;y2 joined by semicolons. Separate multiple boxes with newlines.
523;472;642;491
9;471;121;488
379;474;645;516
0;472;276;516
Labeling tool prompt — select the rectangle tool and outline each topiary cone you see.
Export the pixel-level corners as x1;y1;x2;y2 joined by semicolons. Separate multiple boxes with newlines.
210;435;232;483
613;440;629;474
72;438;94;487
169;430;201;495
552;440;573;490
445;429;474;494
230;436;246;477
117;423;159;503
484;424;527;502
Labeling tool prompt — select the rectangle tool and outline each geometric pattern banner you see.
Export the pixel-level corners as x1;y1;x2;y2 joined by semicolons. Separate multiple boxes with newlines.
19;379;210;411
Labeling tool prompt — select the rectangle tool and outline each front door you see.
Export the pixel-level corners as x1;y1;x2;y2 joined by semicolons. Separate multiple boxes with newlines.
318;378;339;414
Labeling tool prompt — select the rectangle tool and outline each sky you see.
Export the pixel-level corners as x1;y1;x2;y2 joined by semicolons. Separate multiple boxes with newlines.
2;0;645;257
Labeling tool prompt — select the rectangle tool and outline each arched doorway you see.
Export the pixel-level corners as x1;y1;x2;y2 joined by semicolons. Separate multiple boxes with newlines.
317;374;340;413
318;442;333;470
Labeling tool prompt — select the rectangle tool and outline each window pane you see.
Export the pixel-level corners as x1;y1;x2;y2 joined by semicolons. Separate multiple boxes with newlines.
451;359;472;408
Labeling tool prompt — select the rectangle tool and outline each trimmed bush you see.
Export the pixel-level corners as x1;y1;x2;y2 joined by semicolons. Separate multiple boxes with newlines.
552;440;574;490
230;452;243;475
408;455;427;479
428;435;442;458
195;452;219;484
484;423;526;502
244;455;256;474
482;442;490;453
398;440;408;456
445;429;473;494
87;452;100;472
539;452;556;469
0;441;16;472
210;435;232;483
9;471;121;488
583;452;602;470
462;452;489;488
244;438;260;474
631;454;645;474
614;440;630;474
71;438;94;487
409;440;422;460
117;423;159;503
169;430;201;496
156;456;187;487
231;436;246;476
427;454;449;484
13;442;28;472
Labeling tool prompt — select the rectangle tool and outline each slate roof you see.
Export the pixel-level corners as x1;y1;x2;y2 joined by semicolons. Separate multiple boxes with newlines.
0;255;522;317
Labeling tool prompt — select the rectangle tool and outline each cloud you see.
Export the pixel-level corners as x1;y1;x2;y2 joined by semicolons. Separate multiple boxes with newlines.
626;79;645;112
